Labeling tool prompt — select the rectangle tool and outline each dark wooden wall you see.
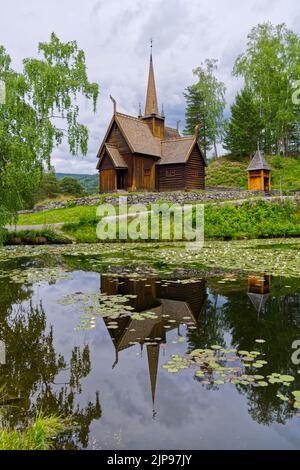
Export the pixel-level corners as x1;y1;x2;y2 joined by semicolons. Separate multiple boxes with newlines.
185;145;205;190
156;164;185;191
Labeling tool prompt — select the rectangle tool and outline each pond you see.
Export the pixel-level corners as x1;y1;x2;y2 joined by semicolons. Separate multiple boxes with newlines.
0;243;300;449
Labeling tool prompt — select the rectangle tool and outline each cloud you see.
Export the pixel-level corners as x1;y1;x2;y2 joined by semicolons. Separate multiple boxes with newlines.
1;0;299;173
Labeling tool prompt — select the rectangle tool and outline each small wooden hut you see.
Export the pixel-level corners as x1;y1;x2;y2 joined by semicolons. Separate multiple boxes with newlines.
247;150;272;192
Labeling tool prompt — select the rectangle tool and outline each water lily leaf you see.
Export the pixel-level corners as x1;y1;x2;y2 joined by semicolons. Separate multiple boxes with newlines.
195;371;204;377
277;393;289;401
281;375;295;382
292;391;300;398
257;381;268;387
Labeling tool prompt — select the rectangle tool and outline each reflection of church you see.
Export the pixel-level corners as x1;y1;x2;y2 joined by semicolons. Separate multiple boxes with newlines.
101;276;207;411
247;274;271;314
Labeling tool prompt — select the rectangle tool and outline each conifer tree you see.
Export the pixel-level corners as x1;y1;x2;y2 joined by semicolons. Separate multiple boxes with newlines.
224;88;263;157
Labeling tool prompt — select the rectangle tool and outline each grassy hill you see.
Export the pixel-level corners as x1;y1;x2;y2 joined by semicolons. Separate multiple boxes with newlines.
56;173;98;194
206;155;300;190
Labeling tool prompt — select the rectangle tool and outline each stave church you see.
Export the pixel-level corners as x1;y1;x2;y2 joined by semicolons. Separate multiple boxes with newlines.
96;47;206;193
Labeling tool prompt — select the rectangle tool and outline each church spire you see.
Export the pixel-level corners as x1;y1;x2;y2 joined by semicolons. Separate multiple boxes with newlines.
144;39;159;116
147;343;159;412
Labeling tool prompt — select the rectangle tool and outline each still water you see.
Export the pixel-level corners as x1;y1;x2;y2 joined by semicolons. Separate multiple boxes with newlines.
1;257;300;449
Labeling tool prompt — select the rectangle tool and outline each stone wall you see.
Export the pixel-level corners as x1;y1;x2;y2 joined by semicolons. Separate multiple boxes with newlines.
19;189;263;214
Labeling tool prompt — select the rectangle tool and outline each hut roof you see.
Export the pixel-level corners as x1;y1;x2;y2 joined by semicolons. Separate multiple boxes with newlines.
247;150;272;171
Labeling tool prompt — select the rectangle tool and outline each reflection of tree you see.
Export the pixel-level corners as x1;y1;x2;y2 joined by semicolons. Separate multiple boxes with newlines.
0;276;32;316
186;292;225;351
190;278;300;426
0;300;101;449
221;287;300;425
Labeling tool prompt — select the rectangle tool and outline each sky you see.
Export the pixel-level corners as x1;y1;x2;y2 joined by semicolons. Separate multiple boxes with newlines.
1;0;300;174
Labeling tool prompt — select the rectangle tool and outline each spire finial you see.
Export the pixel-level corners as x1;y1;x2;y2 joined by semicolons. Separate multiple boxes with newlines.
138;102;142;118
150;37;153;62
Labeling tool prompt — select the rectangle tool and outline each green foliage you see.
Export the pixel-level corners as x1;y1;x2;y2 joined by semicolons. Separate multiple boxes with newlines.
184;59;226;158
234;22;300;155
56;173;98;194
204;200;300;239
34;168;61;201
0;413;65;450
0;33;98;237
224;88;263;157
59;176;86;196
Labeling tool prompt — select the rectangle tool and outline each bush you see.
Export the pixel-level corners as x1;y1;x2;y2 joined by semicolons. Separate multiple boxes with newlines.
59;177;86;196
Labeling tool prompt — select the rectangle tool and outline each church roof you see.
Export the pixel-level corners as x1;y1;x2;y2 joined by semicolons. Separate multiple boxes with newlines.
159;137;196;164
97;112;204;165
247;150;272;171
164;127;181;139
116;113;161;157
105;144;128;168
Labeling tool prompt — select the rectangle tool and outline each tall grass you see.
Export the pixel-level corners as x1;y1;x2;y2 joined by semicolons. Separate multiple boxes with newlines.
0;413;65;450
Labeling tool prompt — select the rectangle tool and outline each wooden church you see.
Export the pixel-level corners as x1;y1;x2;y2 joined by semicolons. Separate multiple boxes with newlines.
96;48;206;193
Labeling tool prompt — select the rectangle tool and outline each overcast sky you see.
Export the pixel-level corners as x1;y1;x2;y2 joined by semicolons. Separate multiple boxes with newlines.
1;0;300;174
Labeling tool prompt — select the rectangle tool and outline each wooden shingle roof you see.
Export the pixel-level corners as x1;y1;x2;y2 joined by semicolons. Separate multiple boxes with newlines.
97;112;205;166
247;150;272;171
159;137;195;164
116;113;161;157
164;126;181;140
105;144;128;168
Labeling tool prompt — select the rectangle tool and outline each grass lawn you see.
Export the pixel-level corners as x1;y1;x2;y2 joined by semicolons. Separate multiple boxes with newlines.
17;204;99;225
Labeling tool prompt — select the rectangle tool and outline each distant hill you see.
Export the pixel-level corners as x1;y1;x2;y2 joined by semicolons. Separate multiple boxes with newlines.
56;173;98;194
